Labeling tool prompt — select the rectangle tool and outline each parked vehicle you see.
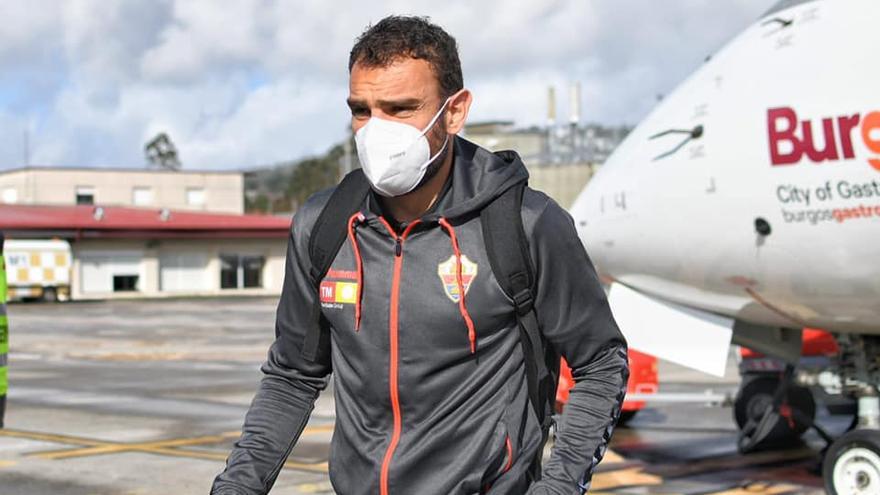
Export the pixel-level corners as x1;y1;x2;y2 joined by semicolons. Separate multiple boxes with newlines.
3;239;71;302
557;349;658;425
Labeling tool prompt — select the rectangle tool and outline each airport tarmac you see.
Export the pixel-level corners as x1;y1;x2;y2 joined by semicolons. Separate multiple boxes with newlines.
0;298;834;494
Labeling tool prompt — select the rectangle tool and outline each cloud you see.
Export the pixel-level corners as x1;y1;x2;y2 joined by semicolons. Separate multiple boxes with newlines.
0;0;772;170
0;1;60;66
140;0;270;83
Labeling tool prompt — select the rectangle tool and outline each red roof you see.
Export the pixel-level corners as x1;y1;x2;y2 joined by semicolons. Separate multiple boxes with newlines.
0;204;290;239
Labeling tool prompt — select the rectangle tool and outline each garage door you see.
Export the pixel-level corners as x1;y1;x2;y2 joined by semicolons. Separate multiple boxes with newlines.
80;251;143;293
160;252;209;292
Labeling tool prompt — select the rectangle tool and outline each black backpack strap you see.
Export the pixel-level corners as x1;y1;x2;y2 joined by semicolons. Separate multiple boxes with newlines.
481;182;554;474
481;183;533;314
301;169;371;363
480;182;559;480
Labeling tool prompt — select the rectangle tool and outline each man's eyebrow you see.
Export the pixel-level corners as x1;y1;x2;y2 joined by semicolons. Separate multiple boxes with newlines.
376;98;422;108
346;97;424;110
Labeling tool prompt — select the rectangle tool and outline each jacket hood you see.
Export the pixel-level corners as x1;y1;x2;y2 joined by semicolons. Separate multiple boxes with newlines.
426;135;529;221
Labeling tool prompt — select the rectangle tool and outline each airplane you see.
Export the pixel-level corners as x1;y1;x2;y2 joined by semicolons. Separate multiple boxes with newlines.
568;0;880;493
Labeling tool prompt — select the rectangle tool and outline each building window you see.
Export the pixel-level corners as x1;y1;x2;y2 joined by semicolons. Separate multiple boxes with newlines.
220;255;238;289
242;256;264;288
186;187;205;206
76;186;95;205
220;254;265;289
132;186;153;206
113;275;139;292
1;187;17;204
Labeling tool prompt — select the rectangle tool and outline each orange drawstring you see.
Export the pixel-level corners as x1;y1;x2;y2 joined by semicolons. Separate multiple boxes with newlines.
347;212;365;331
345;214;475;351
438;217;477;354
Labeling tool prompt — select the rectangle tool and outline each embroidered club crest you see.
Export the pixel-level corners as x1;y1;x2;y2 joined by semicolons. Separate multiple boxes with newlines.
437;255;478;303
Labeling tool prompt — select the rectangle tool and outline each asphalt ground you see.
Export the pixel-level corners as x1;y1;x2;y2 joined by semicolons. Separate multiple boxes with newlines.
0;297;837;494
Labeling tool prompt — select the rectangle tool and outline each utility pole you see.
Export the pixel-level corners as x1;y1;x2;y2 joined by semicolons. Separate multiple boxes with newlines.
569;82;581;161
545;86;556;162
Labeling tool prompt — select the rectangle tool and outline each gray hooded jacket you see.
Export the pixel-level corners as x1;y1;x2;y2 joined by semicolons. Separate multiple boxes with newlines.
212;137;628;495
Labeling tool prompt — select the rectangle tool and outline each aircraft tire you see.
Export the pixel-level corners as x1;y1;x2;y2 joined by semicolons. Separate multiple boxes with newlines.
824;428;880;495
733;375;815;437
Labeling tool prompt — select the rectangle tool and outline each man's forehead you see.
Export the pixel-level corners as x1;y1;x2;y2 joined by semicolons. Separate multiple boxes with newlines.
349;57;441;101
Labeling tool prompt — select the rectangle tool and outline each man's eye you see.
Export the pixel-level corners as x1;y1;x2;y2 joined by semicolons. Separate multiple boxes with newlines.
390;106;415;115
351;108;370;118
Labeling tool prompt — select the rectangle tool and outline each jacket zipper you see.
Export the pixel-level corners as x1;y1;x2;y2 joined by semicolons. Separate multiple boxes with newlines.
379;218;420;495
481;435;514;493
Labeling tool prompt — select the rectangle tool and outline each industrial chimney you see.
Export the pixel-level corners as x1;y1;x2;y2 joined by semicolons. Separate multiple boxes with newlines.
569;82;581;126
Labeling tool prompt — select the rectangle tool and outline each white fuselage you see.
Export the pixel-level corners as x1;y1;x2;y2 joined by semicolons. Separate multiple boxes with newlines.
571;0;880;335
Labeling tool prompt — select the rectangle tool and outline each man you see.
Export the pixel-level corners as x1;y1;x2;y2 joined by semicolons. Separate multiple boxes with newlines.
212;16;627;495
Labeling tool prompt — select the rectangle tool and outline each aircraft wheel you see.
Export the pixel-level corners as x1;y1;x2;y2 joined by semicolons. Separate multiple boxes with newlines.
734;376;815;437
824;429;880;495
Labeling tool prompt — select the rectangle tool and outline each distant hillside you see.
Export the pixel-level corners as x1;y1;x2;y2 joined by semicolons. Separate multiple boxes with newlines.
244;140;355;215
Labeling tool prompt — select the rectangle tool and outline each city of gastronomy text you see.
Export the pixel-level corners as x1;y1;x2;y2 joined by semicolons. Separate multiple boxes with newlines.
777;179;880;225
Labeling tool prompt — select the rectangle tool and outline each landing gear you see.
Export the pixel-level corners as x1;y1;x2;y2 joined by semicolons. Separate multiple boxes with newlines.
824;429;880;495
823;335;880;495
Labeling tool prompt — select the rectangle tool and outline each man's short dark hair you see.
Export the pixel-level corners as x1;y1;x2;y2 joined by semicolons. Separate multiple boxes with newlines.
349;16;463;98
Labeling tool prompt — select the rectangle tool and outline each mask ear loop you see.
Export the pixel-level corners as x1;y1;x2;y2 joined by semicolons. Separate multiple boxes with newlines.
418;96;452;137
427;134;450;163
419;96;453;165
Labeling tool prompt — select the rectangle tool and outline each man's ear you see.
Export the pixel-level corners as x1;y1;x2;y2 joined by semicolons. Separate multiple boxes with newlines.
444;89;472;135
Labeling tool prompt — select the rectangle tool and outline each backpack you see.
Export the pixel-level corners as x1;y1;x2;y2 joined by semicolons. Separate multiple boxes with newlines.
300;168;560;479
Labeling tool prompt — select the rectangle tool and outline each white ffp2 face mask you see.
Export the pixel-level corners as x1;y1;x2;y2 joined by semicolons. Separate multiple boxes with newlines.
354;98;450;197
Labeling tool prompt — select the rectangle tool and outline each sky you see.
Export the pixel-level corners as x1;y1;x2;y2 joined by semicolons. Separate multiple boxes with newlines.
0;0;774;171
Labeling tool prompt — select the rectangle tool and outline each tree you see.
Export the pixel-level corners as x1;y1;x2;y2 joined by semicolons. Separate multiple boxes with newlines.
145;132;181;170
286;143;345;211
243;139;355;214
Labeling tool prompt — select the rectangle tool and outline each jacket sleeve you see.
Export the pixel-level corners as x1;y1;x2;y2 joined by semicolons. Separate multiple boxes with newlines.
211;203;333;495
525;200;629;495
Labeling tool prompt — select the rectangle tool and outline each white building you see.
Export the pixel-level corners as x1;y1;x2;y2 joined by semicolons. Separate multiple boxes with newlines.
0;166;244;214
0;204;289;301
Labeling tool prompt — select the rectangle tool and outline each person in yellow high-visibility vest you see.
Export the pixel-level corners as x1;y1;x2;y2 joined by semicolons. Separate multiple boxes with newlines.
0;231;7;427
